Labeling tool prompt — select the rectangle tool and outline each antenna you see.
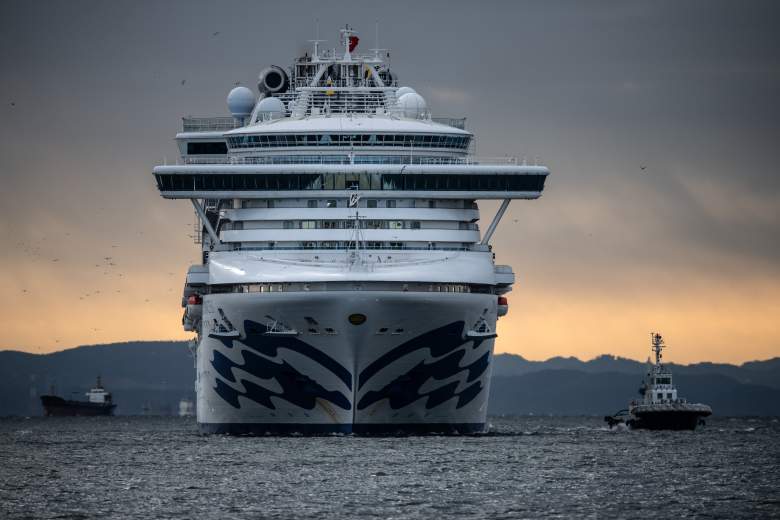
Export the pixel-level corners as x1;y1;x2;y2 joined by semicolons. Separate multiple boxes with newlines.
651;332;665;365
309;18;325;60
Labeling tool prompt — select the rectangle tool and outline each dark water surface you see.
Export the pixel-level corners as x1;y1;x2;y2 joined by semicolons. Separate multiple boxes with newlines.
1;416;778;519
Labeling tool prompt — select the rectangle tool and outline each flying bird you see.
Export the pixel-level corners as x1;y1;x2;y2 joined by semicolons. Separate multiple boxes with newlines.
181;79;186;85
212;31;220;37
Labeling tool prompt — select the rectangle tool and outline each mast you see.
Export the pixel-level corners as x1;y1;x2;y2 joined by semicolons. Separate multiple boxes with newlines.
651;332;665;365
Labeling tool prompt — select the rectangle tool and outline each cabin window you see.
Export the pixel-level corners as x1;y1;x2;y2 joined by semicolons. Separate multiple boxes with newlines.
155;173;547;193
187;142;227;155
657;393;663;400
307;200;318;208
667;393;673;399
366;199;377;208
386;200;396;208
226;133;471;150
326;200;337;208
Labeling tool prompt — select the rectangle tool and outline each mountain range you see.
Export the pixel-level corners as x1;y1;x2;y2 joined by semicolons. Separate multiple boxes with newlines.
1;342;778;417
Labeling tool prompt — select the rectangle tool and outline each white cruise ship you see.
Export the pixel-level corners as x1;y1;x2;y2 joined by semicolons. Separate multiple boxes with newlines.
154;26;549;434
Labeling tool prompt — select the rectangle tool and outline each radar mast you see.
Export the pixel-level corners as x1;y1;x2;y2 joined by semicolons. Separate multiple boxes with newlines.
651;332;665;365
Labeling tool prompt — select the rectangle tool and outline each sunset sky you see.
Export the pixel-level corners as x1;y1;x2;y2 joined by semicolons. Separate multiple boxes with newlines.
1;1;778;364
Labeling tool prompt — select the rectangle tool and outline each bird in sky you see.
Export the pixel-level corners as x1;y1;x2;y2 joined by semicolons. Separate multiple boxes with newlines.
640;165;647;172
212;31;220;37
181;79;186;85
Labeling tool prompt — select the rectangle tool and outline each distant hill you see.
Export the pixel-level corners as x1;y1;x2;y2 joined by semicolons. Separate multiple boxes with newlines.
1;343;778;417
488;370;780;416
492;353;780;389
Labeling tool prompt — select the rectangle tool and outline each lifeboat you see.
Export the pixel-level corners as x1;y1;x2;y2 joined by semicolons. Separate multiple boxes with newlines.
497;296;508;317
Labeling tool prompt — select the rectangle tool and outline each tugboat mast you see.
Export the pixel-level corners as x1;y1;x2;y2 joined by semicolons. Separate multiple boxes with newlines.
651;332;665;365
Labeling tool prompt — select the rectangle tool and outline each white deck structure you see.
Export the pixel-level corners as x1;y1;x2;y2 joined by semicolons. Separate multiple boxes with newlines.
155;26;548;434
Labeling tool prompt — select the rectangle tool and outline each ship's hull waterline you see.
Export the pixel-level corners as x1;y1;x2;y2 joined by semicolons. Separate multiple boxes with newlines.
196;290;497;435
630;410;710;431
40;396;116;417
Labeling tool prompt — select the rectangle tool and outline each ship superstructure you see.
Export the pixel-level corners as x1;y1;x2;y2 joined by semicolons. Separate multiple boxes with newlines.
155;27;549;434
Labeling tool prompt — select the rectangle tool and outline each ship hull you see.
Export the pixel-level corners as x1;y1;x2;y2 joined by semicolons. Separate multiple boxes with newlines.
40;396;116;417
629;410;710;431
196;290;497;435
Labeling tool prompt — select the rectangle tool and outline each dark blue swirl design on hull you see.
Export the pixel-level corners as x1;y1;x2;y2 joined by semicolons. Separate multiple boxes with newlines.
357;321;491;411
211;349;350;411
210;320;352;390
209;319;352;411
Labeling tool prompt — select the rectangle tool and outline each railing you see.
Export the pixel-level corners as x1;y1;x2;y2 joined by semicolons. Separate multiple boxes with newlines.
269;91;392;119
182;117;240;132
237;245;472;252
181;155;537;166
431;118;467;130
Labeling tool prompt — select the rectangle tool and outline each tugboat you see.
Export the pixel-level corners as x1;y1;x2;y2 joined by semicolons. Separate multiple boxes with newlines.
40;376;117;417
605;333;712;430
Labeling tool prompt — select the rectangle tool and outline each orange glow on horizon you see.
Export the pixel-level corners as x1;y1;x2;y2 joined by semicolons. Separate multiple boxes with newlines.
3;256;778;365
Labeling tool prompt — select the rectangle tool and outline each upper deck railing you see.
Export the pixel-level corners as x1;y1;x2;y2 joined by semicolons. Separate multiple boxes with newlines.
182;117;240;132
181;155;537;166
183;113;466;133
431;118;466;130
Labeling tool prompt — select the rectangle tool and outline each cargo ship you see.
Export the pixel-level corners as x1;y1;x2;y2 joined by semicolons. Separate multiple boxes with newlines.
40;377;116;417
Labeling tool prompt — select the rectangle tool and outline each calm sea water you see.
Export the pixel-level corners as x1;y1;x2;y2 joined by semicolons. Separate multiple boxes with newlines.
1;416;778;519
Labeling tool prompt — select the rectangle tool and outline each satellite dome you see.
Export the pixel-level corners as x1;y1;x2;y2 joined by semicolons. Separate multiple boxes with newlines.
226;86;255;118
398;92;427;119
256;96;286;121
395;86;416;99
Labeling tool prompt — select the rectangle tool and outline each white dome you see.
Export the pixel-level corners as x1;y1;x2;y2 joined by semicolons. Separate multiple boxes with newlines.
256;96;286;121
398;92;427;119
226;87;255;118
395;86;417;99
